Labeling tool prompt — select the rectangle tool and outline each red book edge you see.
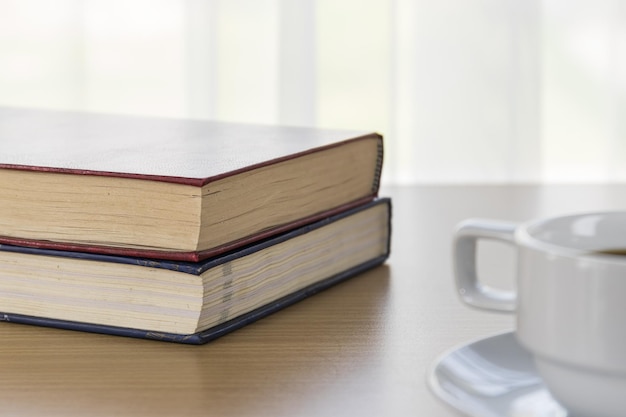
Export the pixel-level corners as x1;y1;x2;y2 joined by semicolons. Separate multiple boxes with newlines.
0;196;377;262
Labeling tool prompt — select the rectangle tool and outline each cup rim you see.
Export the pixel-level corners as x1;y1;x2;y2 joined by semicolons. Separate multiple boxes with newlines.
515;211;626;262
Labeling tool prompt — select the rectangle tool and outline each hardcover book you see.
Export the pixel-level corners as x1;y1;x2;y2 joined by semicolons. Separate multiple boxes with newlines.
0;199;391;344
0;107;383;261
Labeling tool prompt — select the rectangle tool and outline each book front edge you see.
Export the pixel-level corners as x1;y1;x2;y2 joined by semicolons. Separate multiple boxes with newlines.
0;196;380;262
0;256;390;345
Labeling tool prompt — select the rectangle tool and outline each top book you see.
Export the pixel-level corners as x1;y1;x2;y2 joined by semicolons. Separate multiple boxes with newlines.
0;107;383;261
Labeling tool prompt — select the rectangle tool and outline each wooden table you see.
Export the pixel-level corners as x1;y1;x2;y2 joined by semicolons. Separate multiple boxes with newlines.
3;184;626;417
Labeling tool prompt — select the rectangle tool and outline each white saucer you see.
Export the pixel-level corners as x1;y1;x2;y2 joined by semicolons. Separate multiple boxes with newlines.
428;331;569;417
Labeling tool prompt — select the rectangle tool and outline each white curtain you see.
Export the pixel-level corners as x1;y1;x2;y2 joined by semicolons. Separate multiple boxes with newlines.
1;0;625;184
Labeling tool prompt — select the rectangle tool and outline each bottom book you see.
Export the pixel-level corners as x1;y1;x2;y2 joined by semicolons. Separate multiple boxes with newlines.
0;198;391;344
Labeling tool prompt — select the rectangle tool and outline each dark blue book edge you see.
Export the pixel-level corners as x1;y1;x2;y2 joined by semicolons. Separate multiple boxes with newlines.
0;254;388;345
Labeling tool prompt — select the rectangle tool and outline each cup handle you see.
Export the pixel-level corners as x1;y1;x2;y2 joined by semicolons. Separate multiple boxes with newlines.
453;219;518;312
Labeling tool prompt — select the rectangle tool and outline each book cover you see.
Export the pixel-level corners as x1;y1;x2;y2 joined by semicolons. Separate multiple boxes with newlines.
0;107;384;261
0;199;392;344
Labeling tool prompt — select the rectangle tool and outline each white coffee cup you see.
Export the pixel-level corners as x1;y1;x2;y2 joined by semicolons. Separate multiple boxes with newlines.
453;212;626;417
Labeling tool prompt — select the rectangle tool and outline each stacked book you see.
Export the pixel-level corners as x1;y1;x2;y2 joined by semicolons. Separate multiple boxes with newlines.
0;107;391;344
